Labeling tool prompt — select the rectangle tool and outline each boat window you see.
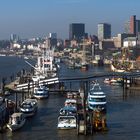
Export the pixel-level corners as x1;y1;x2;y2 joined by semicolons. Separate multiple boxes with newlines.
22;104;32;108
89;98;106;102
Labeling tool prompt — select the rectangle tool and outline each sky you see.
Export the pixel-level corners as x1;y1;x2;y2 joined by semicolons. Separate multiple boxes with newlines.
0;0;140;39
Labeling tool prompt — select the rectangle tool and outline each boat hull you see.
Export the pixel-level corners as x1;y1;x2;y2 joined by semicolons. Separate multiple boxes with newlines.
7;119;26;132
33;94;49;99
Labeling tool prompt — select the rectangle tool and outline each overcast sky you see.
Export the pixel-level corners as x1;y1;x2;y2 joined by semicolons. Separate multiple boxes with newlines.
0;0;140;39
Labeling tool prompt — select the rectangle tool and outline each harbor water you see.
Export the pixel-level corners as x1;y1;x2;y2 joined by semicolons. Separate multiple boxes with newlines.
1;56;140;140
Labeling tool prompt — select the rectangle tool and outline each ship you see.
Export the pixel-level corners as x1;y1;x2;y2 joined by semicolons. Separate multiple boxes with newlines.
25;40;58;82
111;46;134;72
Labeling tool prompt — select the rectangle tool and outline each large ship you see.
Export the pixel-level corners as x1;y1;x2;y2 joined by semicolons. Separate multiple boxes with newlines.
87;82;106;112
25;40;58;82
111;46;134;72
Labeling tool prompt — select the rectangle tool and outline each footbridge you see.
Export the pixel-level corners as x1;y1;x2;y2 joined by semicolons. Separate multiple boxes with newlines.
15;71;140;90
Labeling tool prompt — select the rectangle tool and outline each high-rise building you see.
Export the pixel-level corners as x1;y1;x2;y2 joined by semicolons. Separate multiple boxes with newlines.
69;23;85;40
136;20;140;34
124;21;130;33
130;15;136;35
10;34;19;43
98;23;111;40
49;33;57;47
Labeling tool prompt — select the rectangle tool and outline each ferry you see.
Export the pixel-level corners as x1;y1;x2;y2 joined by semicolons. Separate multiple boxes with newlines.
33;85;49;99
87;83;106;112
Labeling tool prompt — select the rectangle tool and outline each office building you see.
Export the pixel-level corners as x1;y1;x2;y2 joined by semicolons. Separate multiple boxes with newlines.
129;15;140;36
136;20;140;33
69;23;85;40
98;23;111;40
49;33;57;47
124;21;130;33
130;15;136;35
10;34;19;43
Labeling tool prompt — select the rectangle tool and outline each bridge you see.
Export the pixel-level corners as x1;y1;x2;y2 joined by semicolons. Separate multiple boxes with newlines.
15;71;140;90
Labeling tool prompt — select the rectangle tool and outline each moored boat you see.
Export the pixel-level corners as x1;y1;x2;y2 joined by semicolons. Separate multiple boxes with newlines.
7;112;26;131
33;85;49;99
59;106;77;116
87;83;106;112
64;99;77;107
57;115;77;129
19;99;38;117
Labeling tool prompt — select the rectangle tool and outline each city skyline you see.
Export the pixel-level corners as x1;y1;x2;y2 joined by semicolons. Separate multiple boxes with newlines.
0;0;140;39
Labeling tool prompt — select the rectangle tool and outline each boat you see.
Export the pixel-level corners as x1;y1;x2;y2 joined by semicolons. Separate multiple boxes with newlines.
25;40;58;82
33;85;49;99
33;41;57;78
66;92;78;99
19;99;38;117
81;62;88;71
87;83;106;112
110;78;123;86
57;115;77;129
104;78;111;84
64;99;77;107
104;78;123;86
7;112;26;131
59;106;77;116
111;63;126;72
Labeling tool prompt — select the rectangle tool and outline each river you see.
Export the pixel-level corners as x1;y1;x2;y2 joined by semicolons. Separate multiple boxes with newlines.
0;56;140;140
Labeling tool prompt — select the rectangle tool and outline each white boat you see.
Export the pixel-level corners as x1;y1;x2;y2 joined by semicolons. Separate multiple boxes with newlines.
64;99;77;107
59;106;77;116
34;41;57;78
19;99;38;117
7;113;26;131
87;83;106;112
57;115;77;129
25;40;58;83
110;78;123;86
33;85;49;99
104;78;111;84
66;92;79;99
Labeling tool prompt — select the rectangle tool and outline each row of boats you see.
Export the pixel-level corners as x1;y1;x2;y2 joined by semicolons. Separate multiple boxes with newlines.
2;84;50;132
57;92;78;129
57;82;107;130
7;98;38;131
1;81;107;132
